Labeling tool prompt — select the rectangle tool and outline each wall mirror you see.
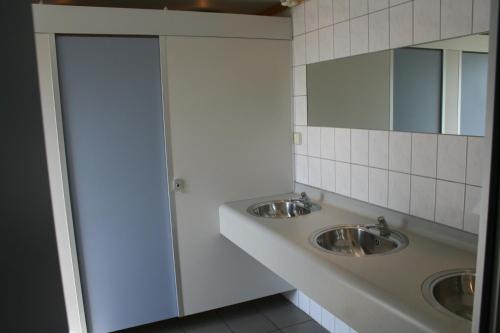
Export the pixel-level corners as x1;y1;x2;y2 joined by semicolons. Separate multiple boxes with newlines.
307;34;489;136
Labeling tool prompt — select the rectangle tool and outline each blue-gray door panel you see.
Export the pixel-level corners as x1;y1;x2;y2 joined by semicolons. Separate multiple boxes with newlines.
393;48;442;134
56;36;178;333
461;52;488;136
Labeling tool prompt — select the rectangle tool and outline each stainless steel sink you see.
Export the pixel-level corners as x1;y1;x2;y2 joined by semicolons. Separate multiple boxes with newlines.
310;224;409;256
247;198;320;218
422;269;475;321
247;199;321;218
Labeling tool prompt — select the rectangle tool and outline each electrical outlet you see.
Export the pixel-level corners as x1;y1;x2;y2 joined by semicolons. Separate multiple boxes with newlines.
293;132;302;145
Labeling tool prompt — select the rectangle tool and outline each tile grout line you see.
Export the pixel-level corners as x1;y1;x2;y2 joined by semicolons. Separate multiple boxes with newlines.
214;310;235;333
388;0;391;49
256;300;312;332
279;319;314;331
434;134;439;222
439;0;442;39
470;0;475;35
296;136;481;187
350;128;353;198
411;0;414;46
316;0;320;62
462;137;470;229
409;132;413;215
367;130;371;202
348;0;351;58
386;131;390;207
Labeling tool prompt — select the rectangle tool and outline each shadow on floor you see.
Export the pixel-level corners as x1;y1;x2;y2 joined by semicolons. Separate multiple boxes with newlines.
114;294;328;333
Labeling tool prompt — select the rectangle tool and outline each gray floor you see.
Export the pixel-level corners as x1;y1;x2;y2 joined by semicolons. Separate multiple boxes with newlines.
116;295;328;333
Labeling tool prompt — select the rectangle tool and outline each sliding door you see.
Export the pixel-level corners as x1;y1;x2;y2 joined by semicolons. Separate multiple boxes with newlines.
393;48;442;133
461;52;488;136
56;36;177;333
165;36;292;315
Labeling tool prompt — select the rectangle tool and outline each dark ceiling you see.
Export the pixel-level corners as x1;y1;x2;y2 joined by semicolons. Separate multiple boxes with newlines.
32;0;287;16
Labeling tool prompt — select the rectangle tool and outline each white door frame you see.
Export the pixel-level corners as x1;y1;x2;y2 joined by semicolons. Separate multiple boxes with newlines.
472;0;499;331
35;33;87;333
33;6;291;332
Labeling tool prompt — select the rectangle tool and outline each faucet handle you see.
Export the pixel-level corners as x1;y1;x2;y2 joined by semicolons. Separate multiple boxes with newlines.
376;216;391;237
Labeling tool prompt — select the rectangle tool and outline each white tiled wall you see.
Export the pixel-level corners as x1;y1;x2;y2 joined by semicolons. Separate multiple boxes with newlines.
293;0;489;62
284;290;358;333
291;0;489;235
294;127;483;233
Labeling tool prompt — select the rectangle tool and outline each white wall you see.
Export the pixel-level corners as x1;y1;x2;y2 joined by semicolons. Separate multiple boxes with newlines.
291;0;490;234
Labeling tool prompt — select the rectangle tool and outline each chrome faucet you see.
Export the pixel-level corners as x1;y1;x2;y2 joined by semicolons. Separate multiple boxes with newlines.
377;216;391;237
295;192;312;209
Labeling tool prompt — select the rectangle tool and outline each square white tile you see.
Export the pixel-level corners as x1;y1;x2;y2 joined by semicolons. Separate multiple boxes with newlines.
441;0;473;39
435;180;465;229
389;131;411;173
411;133;437;178
334;21;351;58
298;291;310;313
335;318;350;333
321;159;336;191
464;185;482;234
309;299;322;323
333;0;350;23
437;135;467;183
321;308;335;332
305;0;320;32
388;171;411;213
336;161;351;196
308;157;322;188
368;0;388;12
306;30;320;64
294;96;308;126
410;175;436;221
295;155;309;184
413;0;440;44
369;130;389;169
350;15;369;55
369;167;388;207
293;65;307;96
390;2;413;48
369;9;389;52
295;126;308;155
466;136;483;186
292;2;306;36
473;0;490;33
351;129;369;165
350;0;368;18
351;164;369;201
293;34;306;66
335;128;351;162
318;0;334;27
308;126;322;157
321;127;335;159
319;25;335;61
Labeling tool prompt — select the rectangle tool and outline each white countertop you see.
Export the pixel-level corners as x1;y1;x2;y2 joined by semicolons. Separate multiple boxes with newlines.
219;194;475;333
